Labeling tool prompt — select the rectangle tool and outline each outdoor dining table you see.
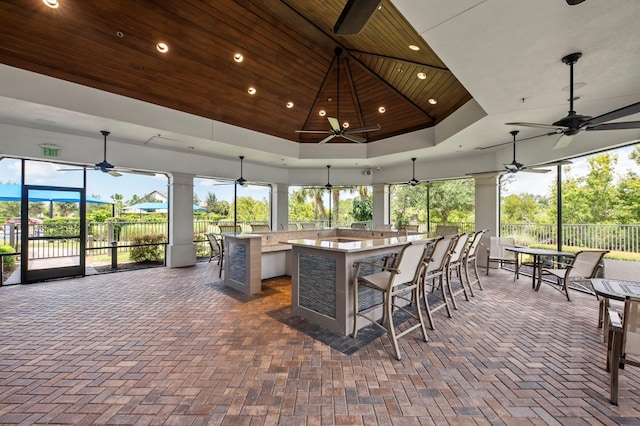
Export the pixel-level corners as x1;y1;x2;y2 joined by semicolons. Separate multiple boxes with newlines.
505;246;573;289
591;278;640;301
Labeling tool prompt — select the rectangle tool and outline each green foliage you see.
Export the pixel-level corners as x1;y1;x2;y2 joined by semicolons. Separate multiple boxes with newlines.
43;217;80;237
352;196;372;221
129;234;165;262
0;245;17;268
230;196;269;222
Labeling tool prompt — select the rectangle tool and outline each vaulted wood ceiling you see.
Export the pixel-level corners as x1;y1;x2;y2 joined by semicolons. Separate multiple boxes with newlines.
0;0;471;144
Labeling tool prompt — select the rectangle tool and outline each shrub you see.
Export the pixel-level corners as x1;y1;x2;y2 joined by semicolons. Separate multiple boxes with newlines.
0;245;17;268
129;234;165;262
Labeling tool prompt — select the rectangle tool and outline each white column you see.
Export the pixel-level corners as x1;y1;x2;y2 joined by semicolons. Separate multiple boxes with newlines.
272;183;289;231
372;184;389;228
474;174;501;267
167;172;196;268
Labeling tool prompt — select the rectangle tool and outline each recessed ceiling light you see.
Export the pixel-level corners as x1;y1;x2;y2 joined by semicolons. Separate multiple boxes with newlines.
233;53;243;63
247;87;256;95
343;122;349;129
156;42;169;53
428;98;437;105
409;44;420;51
417;72;427;80
319;110;326;116
378;106;386;113
286;102;294;109
42;0;59;8
116;31;124;38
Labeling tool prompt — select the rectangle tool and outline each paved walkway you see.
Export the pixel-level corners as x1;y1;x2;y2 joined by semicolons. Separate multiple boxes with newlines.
0;264;638;424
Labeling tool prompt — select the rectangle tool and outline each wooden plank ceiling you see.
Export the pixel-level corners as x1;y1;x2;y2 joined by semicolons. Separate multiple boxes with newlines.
0;0;472;144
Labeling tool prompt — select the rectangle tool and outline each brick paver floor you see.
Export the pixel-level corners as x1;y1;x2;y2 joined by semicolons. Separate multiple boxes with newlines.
0;263;639;425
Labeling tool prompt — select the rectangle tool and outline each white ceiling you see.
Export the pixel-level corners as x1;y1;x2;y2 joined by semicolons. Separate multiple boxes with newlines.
1;0;640;180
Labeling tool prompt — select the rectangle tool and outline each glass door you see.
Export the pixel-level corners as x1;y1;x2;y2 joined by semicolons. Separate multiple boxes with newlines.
21;185;86;283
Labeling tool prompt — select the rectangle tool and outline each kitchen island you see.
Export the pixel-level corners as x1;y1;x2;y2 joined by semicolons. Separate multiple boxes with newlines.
288;234;433;336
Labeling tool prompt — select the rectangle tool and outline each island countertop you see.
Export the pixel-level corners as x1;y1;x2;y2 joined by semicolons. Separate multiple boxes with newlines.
284;234;433;253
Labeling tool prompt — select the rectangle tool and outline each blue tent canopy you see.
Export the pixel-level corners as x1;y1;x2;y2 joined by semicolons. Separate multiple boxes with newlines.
123;202;205;212
0;184;112;204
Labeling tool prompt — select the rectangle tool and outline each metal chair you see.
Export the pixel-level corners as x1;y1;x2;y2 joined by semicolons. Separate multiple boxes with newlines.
446;233;471;309
608;296;640;405
536;250;608;301
352;242;429;360
206;233;224;278
421;234;458;328
463;229;489;296
486;237;519;280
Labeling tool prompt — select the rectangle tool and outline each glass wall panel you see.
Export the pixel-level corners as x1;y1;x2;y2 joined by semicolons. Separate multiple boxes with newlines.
288;185;372;229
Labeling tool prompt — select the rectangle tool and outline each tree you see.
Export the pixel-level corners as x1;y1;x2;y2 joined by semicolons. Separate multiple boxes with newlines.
501;193;540;223
352;196;372;221
429;179;474;225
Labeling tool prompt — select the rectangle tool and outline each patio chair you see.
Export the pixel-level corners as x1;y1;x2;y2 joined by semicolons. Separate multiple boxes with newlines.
250;224;270;232
206;233;224;278
486;237;519;280
352;242;429;360
218;225;241;233
301;223;317;230
350;222;367;229
446;233;471;309
607;296;640;405
535;250;609;301
421;235;457;328
463;229;489;296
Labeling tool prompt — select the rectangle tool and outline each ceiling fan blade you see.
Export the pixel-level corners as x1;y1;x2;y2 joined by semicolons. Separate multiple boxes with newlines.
466;170;507;178
57;167;84;172
344;124;381;134
506;121;567;131
107;170;123;177
478;131;560;150
318;134;336;144
553;133;576;150
520;168;551;174
295;130;332;134
536;159;572;168
566;0;585;4
327;117;341;132
341;133;366;143
586;121;640;131
585;101;640;127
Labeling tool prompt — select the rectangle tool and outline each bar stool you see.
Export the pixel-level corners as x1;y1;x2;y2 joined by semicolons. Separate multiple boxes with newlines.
352;242;429;360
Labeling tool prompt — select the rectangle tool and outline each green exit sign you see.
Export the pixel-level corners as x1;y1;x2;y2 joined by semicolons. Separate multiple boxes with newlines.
42;146;60;157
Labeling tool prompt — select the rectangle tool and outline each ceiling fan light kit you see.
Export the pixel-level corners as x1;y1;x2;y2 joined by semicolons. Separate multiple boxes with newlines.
506;52;640;149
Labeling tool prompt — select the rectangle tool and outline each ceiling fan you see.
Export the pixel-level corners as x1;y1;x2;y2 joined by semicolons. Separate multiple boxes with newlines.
236;155;247;187
295;48;381;144
506;52;640;150
58;130;154;177
471;131;570;176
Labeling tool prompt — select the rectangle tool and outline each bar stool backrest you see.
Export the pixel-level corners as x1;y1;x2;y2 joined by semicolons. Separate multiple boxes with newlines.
449;233;470;264
391;243;427;287
466;229;487;259
426;234;458;274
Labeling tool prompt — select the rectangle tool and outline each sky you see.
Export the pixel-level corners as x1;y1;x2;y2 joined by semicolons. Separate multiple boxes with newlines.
2;142;637;203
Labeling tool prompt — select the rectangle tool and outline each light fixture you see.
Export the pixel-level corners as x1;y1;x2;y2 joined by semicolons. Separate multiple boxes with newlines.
409;157;419;186
286;101;294;109
236;155;247;186
417;72;427;80
428;98;437;105
233;53;243;63
409;44;420;51
342;122;349;129
324;165;333;190
42;0;59;8
156;42;169;53
378;106;386;113
248;87;256;95
319;110;326;117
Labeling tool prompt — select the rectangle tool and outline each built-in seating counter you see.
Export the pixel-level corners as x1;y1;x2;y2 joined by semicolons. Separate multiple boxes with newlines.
222;228;422;301
288;233;433;336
